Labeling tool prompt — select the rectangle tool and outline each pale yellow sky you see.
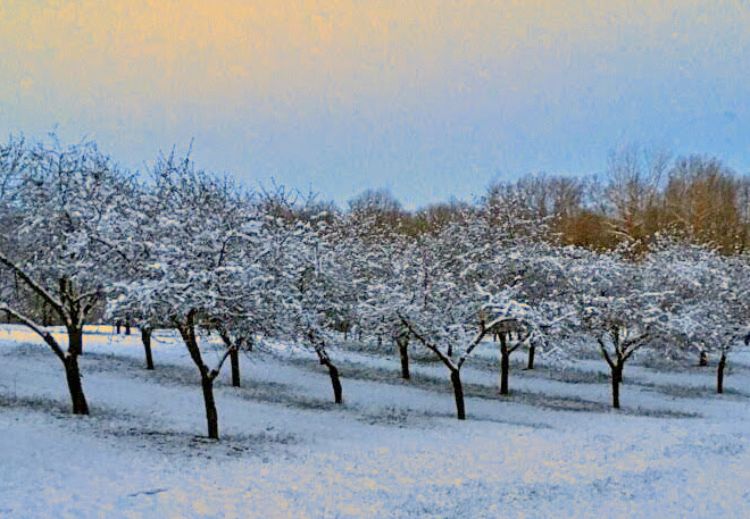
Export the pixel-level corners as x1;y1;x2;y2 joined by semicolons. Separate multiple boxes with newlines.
1;0;749;205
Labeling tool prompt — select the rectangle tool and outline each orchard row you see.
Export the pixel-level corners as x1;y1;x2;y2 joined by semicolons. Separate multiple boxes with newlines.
1;138;746;439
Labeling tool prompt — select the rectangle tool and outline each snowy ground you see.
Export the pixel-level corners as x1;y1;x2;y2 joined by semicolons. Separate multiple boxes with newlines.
2;325;750;518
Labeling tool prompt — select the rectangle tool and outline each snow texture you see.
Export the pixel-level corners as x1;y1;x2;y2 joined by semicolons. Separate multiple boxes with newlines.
2;324;750;518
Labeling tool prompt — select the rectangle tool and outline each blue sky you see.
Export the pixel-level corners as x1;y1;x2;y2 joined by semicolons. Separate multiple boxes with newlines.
1;1;749;208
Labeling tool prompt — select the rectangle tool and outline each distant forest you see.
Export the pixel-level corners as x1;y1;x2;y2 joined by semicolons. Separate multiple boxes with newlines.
353;147;750;254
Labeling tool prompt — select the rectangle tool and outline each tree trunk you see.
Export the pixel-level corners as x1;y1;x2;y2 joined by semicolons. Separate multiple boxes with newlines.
125;321;131;336
450;369;466;420
201;375;219;439
116;321;121;334
230;348;241;387
320;359;343;403
717;353;726;394
328;362;343;404
397;338;410;380
177;321;220;439
699;349;708;367
63;355;89;415
141;328;154;370
611;364;622;409
68;326;83;356
526;343;536;370
499;333;510;395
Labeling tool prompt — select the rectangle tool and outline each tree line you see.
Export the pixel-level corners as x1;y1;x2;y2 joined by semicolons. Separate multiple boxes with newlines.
1;136;748;439
356;146;750;254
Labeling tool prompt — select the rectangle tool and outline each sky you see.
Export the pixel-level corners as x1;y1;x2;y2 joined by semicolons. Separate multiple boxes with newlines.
1;0;749;208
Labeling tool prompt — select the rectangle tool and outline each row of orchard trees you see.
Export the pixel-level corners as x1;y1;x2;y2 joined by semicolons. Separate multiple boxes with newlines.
0;139;341;437
2;137;749;438
360;200;750;416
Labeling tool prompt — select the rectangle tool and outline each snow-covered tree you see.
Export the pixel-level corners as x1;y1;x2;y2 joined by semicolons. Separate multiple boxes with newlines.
0;138;135;414
275;197;352;404
383;212;547;417
571;246;671;408
648;240;750;393
109;154;266;439
483;240;574;394
349;210;417;379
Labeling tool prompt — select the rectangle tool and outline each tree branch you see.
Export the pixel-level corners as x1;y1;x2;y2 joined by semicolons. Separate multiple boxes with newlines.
176;311;207;375
0;304;65;361
508;329;532;354
622;334;648;362
398;313;457;371
457;319;491;369
0;251;67;321
209;346;235;381
597;337;615;369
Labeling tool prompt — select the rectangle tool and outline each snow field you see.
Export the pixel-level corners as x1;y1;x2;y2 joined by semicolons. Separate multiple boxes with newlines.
2;325;750;518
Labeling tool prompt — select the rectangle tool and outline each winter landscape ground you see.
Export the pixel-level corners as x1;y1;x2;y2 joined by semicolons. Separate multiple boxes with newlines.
2;325;749;519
